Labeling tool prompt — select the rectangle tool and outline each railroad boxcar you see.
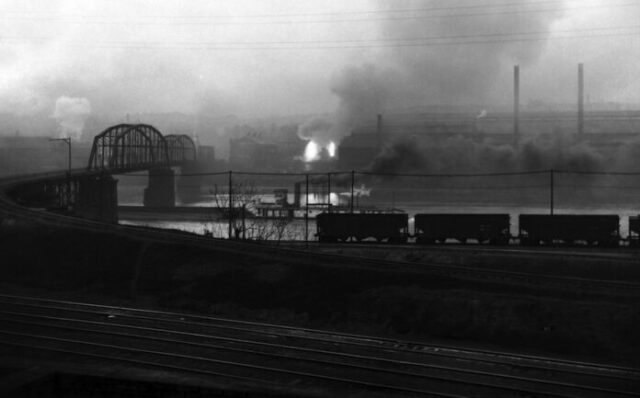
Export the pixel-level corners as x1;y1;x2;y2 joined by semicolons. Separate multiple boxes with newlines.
316;213;409;243
519;214;620;246
414;214;510;244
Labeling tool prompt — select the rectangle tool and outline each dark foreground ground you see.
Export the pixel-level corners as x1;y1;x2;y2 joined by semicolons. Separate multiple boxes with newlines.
1;222;639;368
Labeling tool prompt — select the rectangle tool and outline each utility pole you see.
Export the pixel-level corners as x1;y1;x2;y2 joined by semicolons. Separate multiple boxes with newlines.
305;174;309;244
578;63;584;136
50;137;72;173
327;172;331;213
228;171;233;239
50;137;72;208
550;169;554;216
514;65;520;136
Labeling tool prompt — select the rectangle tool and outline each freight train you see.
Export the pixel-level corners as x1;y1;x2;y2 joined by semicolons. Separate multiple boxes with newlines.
316;212;636;246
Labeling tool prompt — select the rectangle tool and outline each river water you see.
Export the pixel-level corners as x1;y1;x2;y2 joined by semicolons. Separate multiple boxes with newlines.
119;192;638;240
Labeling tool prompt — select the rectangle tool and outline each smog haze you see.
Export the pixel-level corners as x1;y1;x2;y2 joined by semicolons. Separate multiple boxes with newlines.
2;1;639;116
1;0;640;169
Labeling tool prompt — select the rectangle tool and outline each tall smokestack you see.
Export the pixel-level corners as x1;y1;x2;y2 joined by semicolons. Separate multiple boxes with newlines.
513;65;520;136
376;114;383;149
578;63;584;135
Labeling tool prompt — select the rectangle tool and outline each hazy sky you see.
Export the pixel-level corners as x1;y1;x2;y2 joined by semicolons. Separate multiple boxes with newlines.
1;0;639;118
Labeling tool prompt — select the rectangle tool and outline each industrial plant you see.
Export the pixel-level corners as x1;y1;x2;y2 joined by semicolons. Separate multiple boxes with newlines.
1;1;640;397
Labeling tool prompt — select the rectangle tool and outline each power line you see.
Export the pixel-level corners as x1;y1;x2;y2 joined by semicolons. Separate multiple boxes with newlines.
3;28;638;51
5;24;637;47
116;169;640;178
1;1;637;26
0;1;568;20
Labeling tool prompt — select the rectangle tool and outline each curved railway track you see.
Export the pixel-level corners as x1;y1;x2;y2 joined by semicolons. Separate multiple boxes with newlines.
0;294;638;397
2;172;640;302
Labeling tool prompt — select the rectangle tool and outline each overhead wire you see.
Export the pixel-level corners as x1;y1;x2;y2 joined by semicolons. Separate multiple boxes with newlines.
2;27;639;51
4;24;639;47
0;1;638;26
0;0;570;20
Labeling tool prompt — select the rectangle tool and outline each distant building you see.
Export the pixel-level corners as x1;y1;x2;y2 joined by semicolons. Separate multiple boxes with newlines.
229;135;279;171
337;110;640;170
228;130;307;171
0;136;92;177
197;145;215;163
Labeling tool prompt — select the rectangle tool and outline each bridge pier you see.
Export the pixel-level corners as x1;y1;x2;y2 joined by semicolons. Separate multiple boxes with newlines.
176;161;206;203
144;168;175;207
75;175;118;223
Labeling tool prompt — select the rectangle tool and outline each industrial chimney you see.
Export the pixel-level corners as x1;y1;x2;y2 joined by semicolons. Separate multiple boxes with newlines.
514;65;520;136
376;114;383;149
578;63;584;135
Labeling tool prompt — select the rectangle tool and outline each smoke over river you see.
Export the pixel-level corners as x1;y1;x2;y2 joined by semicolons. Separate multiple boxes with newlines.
367;134;608;175
297;0;570;163
0;1;638;176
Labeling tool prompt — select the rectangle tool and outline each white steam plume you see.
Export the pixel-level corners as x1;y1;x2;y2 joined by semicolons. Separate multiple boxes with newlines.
52;96;91;140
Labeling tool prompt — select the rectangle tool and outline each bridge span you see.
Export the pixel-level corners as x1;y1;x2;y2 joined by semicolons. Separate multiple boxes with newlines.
4;124;199;223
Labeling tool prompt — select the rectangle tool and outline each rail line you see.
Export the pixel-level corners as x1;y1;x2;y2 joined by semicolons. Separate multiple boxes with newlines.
2;172;640;302
0;295;637;397
0;293;636;379
277;240;640;262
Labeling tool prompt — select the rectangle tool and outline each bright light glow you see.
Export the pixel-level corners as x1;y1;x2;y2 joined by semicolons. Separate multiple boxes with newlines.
303;140;337;162
327;141;336;157
303;140;320;162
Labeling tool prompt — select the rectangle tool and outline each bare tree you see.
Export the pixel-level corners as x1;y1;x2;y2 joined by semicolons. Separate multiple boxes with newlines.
208;178;292;242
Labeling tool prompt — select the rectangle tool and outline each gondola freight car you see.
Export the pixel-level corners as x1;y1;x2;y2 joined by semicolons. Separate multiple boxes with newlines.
414;214;510;244
519;214;620;246
316;213;409;243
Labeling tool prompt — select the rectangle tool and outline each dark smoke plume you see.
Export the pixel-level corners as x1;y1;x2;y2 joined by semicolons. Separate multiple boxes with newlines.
368;138;428;175
367;134;605;175
297;64;398;156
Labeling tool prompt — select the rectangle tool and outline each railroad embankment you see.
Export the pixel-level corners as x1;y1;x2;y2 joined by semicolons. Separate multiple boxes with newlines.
1;223;638;367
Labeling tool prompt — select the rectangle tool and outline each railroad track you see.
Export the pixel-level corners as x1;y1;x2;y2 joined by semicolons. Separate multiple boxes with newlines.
0;294;637;397
277;240;640;262
2;172;640;302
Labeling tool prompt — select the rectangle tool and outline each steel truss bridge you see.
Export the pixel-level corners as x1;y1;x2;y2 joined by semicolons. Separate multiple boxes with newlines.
4;124;200;222
88;123;196;173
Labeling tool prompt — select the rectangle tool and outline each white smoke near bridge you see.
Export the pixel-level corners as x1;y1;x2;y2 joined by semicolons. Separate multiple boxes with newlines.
52;96;91;140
